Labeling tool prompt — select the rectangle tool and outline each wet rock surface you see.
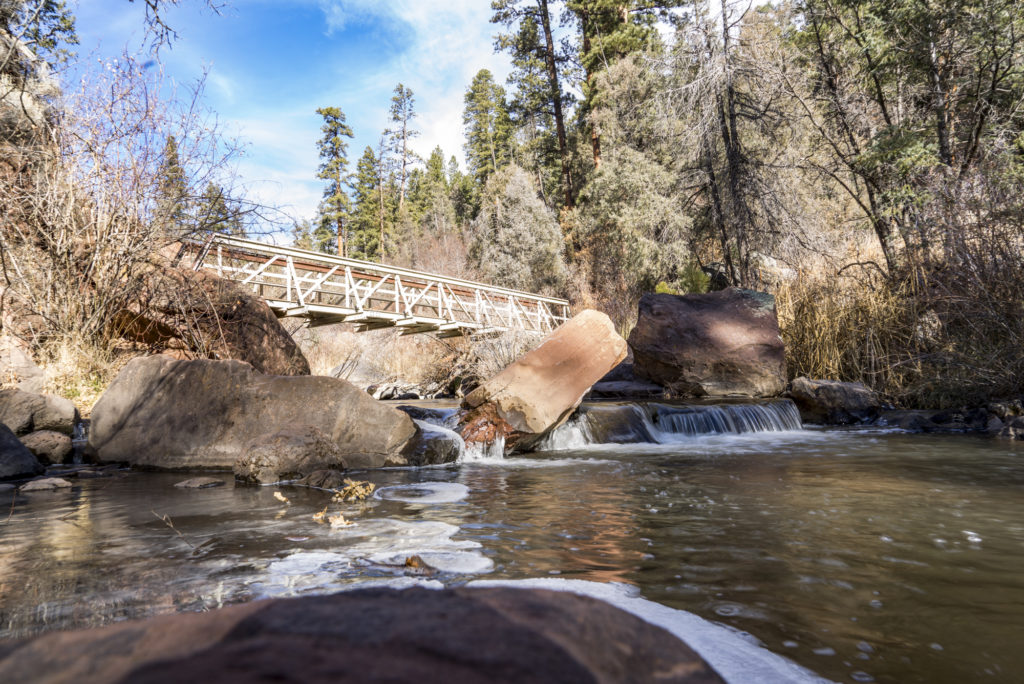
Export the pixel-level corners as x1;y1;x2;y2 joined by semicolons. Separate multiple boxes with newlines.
629;289;786;398
461;310;628;451
173;477;226;489
235;427;348;484
0;423;42;480
0;587;724;684
19;477;72;491
788;377;881;425
19;430;72;465
89;356;418;470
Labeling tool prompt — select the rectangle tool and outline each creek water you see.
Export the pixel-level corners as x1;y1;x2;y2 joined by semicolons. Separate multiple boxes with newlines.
2;399;1023;683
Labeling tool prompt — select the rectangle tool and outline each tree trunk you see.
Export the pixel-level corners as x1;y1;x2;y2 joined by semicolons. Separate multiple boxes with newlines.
539;0;574;209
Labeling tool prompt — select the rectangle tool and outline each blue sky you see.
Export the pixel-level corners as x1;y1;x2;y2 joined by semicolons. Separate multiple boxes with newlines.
72;0;514;227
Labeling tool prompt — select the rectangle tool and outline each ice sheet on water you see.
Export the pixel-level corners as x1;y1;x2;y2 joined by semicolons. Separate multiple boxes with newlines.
375;482;470;504
468;578;836;684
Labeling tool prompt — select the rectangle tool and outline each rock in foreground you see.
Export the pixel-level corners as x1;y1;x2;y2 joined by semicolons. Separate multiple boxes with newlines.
0;587;723;684
89;356;420;470
788;377;881;424
0;423;43;480
629;289;786;398
461;310;628;451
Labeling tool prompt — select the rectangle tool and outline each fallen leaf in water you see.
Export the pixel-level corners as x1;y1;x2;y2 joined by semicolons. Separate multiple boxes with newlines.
274;491;290;505
328;513;351;527
312;506;328;523
333;479;375;503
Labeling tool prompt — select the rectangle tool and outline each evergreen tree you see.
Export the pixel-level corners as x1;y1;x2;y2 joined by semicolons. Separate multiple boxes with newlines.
493;0;574;208
463;69;513;186
195;183;244;236
350;146;384;259
315;106;354;256
447;155;477;224
1;0;78;69
470;164;567;294
385;84;419;211
291;219;315;250
154;134;188;236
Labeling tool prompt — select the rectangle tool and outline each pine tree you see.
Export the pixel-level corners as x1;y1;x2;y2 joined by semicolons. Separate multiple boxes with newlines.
463;69;513;186
385;84;420;211
155;134;188;237
195;183;244;236
350;146;384;259
447;155;477;224
291;219;315;250
315;106;354;256
493;0;574;209
1;0;78;69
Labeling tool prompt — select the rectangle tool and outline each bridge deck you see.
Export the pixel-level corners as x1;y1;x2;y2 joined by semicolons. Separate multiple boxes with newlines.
181;235;571;337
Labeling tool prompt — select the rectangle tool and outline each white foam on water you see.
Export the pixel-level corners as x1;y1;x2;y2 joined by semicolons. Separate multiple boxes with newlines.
462;436;506;462
254;518;493;597
375;482;470;504
468;578;835;684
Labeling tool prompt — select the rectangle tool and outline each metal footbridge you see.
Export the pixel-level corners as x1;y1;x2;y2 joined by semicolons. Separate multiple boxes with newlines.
179;234;571;337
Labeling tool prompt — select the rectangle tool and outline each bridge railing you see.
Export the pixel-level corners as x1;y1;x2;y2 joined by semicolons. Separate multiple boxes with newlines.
180;234;571;336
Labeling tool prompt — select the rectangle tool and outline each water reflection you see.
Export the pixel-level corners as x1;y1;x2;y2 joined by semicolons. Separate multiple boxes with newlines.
0;431;1022;684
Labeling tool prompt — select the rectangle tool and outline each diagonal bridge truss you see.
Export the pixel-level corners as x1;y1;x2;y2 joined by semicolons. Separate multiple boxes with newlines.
179;234;571;337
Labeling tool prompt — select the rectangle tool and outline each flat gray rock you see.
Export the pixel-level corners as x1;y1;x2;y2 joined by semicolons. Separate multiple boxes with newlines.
174;477;226;489
19;477;73;491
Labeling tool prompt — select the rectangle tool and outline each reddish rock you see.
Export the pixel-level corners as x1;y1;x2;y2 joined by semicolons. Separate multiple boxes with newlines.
115;265;309;376
629;289;786;398
19;429;72;464
0;587;723;684
461;310;628;451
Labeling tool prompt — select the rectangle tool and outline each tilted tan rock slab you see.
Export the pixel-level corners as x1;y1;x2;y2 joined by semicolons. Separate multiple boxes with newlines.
461;309;627;450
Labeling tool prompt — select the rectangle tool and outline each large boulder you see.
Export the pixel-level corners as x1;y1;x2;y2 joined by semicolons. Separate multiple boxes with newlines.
0;388;78;436
628;289;786;398
0;422;43;480
0;335;44;393
0;587;723;684
19;429;73;464
89;356;420;470
235;427;347;484
114;265;310;376
460;310;628;451
788;377;882;424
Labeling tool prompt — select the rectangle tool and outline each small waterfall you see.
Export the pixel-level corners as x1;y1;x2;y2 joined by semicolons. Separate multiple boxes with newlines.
540;399;802;451
71;419;89;464
463;435;506;462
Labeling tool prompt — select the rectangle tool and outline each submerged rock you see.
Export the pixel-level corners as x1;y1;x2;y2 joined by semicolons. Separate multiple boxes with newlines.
0;422;43;480
460;310;628;451
0;389;78;436
174;477;226;489
788;377;881;425
89;356;419;470
998;416;1024;440
19;477;72;491
629;289;786;398
295;468;347;489
0;587;724;684
20;429;73;464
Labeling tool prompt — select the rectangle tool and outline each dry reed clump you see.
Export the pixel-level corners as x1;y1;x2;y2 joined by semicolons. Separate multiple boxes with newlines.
778;268;1024;409
36;335;140;416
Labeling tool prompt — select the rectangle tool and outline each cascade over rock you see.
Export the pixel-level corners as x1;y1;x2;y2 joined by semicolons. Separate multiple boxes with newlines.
0;587;724;684
460;310;628;451
629;289;786;398
89;356;421;470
